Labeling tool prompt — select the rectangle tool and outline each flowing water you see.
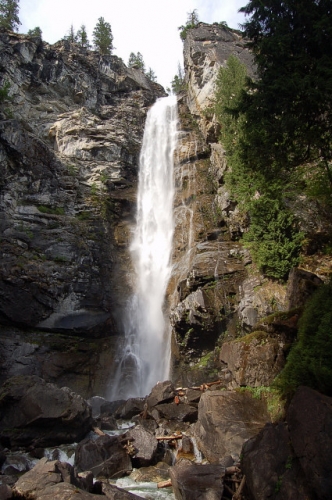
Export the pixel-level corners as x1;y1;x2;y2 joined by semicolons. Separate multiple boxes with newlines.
111;96;178;400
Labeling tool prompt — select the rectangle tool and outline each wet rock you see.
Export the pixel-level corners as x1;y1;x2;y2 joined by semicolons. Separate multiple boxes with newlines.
75;434;132;479
99;415;118;431
0;376;92;448
147;381;176;408
170;459;225;500
102;482;143;500
193;390;270;463
154;403;198;423
114;397;146;419
125;425;158;467
287;386;332;499
130;461;170;483
220;332;285;388
13;458;85;497
100;399;126;417
1;453;33;475
131;415;158;433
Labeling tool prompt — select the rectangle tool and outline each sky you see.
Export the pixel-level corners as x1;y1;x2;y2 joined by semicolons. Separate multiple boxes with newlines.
19;0;246;90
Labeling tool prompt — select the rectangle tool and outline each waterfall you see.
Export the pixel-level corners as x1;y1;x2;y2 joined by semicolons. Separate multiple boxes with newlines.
110;96;178;400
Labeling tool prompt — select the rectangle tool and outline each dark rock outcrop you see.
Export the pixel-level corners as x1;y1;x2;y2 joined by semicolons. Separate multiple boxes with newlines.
242;423;310;500
193;390;270;463
0;375;92;448
0;31;165;340
75;434;132;478
287;386;332;500
170;459;225;500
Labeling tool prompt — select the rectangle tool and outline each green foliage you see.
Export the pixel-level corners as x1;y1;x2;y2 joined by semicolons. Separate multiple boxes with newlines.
0;0;20;31
145;67;157;82
178;9;199;40
239;0;332;185
93;17;113;55
276;281;332;397
128;51;145;72
27;26;42;38
214;54;304;280
0;81;11;103
170;63;185;94
243;196;304;280
76;25;90;48
37;205;65;215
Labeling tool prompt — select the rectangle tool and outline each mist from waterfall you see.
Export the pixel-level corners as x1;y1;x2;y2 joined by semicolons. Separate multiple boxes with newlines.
110;95;178;400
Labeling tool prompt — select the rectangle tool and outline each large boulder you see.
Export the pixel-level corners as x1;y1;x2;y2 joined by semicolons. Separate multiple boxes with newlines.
242;423;310;500
0;376;93;448
13;457;97;498
287;386;332;499
147;381;176;408
153;402;198;423
193;390;270;462
169;459;224;500
220;332;285;388
75;434;132;478
125;425;158;467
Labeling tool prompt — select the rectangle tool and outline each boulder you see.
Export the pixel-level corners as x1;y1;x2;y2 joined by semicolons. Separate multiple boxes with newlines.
0;376;93;448
75;434;132;478
242;423;310;500
220;333;285;388
193;390;270;462
147;381;176;408
13;458;89;497
0;484;12;499
113;398;146;419
287;386;332;499
169;459;224;500
102;482;145;500
286;268;323;309
154;402;198;423
130;461;170;483
125;425;158;467
100;399;126;417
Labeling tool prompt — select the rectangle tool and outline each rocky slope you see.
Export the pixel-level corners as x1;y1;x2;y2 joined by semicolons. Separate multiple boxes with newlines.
0;30;165;395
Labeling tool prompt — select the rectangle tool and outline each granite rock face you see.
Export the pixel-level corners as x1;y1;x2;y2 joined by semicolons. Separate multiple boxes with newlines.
0;31;165;337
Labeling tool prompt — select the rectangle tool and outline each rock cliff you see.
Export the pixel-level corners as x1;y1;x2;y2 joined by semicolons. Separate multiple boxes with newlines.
0;30;165;395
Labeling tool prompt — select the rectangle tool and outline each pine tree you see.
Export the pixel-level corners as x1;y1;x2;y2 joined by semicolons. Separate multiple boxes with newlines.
146;67;157;82
93;17;113;55
128;52;145;71
64;24;77;43
77;25;90;48
171;64;185;93
0;0;20;31
27;26;42;38
238;0;332;184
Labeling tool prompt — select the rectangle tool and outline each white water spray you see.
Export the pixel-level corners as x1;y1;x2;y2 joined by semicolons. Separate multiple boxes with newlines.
111;96;178;399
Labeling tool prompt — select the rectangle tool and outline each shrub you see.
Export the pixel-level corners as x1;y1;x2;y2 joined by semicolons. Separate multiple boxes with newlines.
276;281;332;397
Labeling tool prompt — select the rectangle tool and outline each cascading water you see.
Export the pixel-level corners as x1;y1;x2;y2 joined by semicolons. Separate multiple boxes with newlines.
111;95;178;400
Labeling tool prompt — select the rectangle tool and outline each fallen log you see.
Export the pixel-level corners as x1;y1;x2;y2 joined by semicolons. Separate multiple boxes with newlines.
93;427;105;436
156;434;183;441
157;479;172;489
233;475;246;500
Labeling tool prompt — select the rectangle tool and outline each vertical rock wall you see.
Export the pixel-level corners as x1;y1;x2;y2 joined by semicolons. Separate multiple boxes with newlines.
0;31;166;395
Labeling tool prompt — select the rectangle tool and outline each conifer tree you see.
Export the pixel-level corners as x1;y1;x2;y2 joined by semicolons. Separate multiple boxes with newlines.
64;24;77;43
146;67;157;82
0;0;20;31
77;25;90;48
28;26;42;38
93;17;113;55
128;52;145;71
